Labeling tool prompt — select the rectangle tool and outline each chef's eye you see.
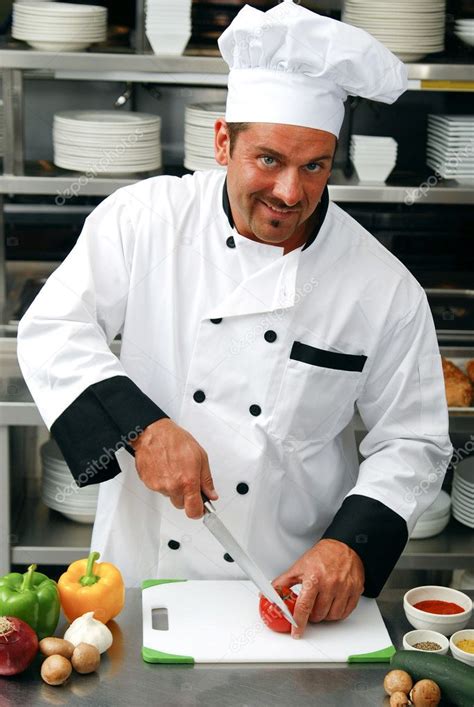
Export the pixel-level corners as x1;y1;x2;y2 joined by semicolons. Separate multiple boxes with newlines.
305;162;322;172
260;155;277;166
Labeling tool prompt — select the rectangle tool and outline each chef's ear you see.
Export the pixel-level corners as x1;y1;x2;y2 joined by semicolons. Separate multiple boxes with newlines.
214;118;231;166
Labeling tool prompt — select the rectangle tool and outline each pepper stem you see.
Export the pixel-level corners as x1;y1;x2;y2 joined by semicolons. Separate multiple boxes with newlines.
21;564;37;592
79;551;101;587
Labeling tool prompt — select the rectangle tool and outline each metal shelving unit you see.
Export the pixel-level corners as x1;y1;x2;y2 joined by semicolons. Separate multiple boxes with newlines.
0;166;473;204
0;52;472;245
11;496;92;565
0;36;473;573
1;47;473;83
400;519;474;571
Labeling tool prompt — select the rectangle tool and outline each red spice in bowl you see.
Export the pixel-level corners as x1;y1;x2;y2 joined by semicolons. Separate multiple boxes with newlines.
413;600;465;615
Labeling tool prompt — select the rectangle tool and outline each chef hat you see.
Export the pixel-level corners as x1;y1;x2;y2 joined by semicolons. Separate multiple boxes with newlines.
218;0;407;137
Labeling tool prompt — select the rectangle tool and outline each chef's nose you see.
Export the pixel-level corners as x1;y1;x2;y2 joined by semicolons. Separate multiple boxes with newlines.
272;168;303;207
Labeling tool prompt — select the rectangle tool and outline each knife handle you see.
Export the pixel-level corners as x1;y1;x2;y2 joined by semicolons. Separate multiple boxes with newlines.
201;491;215;514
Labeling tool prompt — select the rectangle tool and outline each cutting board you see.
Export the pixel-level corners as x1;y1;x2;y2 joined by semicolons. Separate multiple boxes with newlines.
142;579;395;664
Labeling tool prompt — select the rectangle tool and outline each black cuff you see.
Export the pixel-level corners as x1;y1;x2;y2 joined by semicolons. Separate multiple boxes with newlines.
51;375;168;487
321;494;408;597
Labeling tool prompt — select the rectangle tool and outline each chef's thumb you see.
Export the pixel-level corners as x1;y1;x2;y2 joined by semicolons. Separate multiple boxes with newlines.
200;456;218;500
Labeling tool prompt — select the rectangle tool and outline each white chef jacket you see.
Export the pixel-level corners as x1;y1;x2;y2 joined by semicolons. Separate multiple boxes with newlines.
17;169;452;591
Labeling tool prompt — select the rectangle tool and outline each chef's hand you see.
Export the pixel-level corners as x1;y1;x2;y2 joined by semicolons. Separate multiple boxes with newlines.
130;418;218;519
271;539;365;639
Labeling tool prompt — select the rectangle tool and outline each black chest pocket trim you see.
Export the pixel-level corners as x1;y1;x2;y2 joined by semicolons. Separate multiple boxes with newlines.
290;341;367;373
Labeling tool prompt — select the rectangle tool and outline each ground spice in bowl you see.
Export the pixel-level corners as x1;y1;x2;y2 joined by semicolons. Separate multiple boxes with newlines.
455;639;474;654
412;641;442;651
413;600;465;615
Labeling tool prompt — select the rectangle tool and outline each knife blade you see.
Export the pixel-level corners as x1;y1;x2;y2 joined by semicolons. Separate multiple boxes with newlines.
201;494;298;628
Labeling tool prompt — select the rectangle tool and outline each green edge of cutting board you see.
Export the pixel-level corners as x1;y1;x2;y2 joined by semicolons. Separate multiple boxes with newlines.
142;578;188;590
141;578;194;664
348;645;396;663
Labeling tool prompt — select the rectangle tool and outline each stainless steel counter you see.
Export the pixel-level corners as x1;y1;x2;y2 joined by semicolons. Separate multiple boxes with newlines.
2;588;472;706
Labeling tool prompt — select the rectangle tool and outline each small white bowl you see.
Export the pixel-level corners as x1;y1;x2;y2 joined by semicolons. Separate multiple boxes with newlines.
404;585;472;636
351;161;396;183
410;513;450;539
454;31;474;47
450;629;474;666
403;629;449;654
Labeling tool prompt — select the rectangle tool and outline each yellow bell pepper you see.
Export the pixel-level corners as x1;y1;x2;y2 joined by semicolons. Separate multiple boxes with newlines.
58;551;125;624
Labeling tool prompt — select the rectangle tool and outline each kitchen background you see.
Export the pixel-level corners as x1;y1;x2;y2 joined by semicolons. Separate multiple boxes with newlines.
0;0;473;590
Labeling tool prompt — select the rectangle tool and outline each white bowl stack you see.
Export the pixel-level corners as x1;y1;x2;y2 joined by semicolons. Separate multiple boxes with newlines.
40;439;98;524
12;2;107;52
0;100;4;156
426;114;474;184
410;490;451;539
350;134;398;183
458;570;474;589
342;0;446;62
184;102;226;172
452;457;474;528
53;110;162;175
145;0;192;56
454;19;474;47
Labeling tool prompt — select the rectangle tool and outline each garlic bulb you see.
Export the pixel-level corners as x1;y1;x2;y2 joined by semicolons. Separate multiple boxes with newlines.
64;612;113;654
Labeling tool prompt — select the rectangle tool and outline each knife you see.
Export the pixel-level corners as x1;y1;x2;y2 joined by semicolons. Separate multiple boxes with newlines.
201;493;298;628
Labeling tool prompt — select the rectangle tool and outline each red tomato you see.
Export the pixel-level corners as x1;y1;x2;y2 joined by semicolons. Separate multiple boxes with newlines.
259;586;297;633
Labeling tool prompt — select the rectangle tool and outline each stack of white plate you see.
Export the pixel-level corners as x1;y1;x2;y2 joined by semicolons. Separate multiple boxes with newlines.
458;570;474;589
0;100;4;156
40;439;98;524
454;19;474;47
146;0;192;56
184;102;226;172
426;114;474;184
452;457;474;528
410;490;451;539
350;134;398;183
53;110;162;175
342;0;446;63
12;1;107;52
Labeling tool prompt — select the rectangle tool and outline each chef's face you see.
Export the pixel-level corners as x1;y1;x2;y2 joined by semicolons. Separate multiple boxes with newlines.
214;120;336;249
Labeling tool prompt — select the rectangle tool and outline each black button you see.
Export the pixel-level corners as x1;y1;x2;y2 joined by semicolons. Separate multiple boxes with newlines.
193;390;206;403
168;540;180;550
223;553;234;563
236;482;249;495
210;318;223;324
264;330;277;343
226;236;236;249
249;404;262;417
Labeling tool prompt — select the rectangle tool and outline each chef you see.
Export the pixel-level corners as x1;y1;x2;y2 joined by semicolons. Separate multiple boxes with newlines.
17;1;452;639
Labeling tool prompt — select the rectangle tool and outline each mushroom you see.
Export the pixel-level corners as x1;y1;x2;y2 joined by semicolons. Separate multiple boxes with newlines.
71;642;100;674
390;692;410;707
40;655;72;686
39;637;74;659
383;669;413;696
410;679;441;707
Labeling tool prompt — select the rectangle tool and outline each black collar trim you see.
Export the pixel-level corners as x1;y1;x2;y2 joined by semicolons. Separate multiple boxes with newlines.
222;176;235;228
222;177;329;252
